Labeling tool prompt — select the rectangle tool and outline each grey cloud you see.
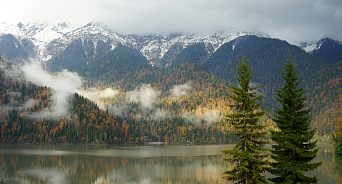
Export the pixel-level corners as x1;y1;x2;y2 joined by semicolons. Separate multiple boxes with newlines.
1;0;341;43
170;82;191;98
150;108;172;121
100;0;342;43
128;84;161;109
77;88;119;110
107;102;129;117
182;107;221;125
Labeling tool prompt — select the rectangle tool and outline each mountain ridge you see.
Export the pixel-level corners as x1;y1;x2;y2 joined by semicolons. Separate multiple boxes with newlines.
1;22;340;69
0;22;267;67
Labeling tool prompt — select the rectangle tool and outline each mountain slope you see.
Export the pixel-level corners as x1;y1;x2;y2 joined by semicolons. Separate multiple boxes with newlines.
77;46;229;93
306;61;342;137
310;37;342;65
0;34;35;63
170;43;209;66
76;49;278;143
203;35;324;82
77;43;150;88
201;35;325;109
48;39;89;72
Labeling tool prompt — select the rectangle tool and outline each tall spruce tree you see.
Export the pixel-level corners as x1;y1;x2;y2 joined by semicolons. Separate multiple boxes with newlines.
222;56;269;184
270;56;321;183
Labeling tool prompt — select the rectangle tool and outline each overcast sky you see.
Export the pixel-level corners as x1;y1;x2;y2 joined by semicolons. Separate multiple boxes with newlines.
1;0;341;43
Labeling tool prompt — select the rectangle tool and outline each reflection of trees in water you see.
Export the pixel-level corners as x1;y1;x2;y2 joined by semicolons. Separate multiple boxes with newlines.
333;154;342;184
307;146;340;184
0;153;126;183
1;145;339;184
0;153;229;183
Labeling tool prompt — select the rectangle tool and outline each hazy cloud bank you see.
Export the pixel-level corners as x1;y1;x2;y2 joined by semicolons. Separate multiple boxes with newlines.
0;60;83;120
128;84;161;109
170;82;191;98
182;107;221;125
1;60;221;124
21;61;83;119
1;0;341;43
77;88;118;109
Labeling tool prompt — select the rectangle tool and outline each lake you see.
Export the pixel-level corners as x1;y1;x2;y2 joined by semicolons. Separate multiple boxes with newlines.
0;144;340;184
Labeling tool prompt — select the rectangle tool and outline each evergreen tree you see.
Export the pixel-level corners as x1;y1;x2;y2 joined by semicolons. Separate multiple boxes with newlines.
270;56;321;183
222;56;269;183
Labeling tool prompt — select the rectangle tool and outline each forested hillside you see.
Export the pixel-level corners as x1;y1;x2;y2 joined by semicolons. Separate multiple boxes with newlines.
0;57;141;144
306;61;342;138
1;56;246;144
77;48;277;143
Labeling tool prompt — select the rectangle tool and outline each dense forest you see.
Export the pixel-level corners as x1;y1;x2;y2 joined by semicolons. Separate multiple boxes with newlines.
307;61;342;139
0;57;242;144
0;61;141;144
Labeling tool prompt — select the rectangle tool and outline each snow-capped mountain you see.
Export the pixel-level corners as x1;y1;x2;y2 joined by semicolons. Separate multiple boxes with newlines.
299;36;342;64
0;22;75;61
124;30;266;66
298;41;317;53
300;36;341;52
0;22;267;68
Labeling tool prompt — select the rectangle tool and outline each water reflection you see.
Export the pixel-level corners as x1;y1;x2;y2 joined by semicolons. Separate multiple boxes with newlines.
23;168;68;184
332;152;342;184
0;144;339;184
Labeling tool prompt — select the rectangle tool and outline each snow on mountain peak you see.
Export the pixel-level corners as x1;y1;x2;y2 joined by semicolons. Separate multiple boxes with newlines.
0;22;269;65
0;22;75;42
300;36;342;53
138;30;268;61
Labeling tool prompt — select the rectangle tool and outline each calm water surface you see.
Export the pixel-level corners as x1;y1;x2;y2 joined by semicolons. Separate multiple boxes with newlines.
0;144;340;184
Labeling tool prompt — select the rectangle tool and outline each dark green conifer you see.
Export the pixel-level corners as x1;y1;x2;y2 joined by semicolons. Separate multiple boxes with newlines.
222;56;269;184
270;56;321;183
